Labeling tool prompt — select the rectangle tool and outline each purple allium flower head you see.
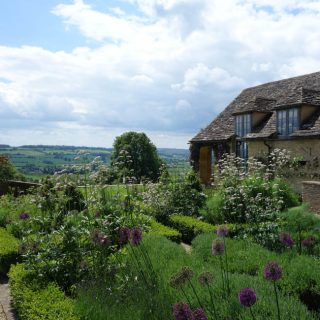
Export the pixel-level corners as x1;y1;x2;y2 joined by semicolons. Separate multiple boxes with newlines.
302;236;317;248
19;212;30;220
90;229;102;244
172;302;192;320
264;261;283;281
99;235;110;246
279;233;294;247
131;227;142;246
119;227;131;245
238;288;257;307
217;225;229;237
198;272;213;286
192;308;208;320
212;240;225;255
170;267;194;288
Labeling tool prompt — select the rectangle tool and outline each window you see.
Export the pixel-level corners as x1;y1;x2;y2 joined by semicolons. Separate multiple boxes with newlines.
277;108;299;136
235;114;251;137
236;141;248;160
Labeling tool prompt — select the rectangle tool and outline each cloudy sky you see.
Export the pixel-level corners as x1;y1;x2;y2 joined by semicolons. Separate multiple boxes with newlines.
1;0;320;148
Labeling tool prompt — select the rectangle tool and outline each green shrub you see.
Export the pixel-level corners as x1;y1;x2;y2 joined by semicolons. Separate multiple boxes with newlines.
9;264;79;320
192;232;320;312
169;215;242;243
200;190;225;224
0;228;19;275
76;235;314;319
141;171;206;223
192;232;278;276
148;220;182;242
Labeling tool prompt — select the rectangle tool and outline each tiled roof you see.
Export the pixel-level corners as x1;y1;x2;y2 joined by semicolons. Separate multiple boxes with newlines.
191;71;320;142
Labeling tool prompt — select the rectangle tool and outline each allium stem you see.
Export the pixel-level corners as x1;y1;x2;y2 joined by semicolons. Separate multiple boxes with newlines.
219;256;226;293
223;238;230;295
249;307;256;320
180;286;192;306
206;283;218;319
188;279;204;310
129;244;150;287
273;282;281;320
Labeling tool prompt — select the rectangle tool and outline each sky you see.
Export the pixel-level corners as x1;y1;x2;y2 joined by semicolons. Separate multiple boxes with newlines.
1;0;320;148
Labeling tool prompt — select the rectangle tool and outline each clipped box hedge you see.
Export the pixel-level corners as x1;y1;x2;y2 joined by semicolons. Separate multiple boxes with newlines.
0;228;19;275
169;215;242;243
149;220;182;243
9;263;79;320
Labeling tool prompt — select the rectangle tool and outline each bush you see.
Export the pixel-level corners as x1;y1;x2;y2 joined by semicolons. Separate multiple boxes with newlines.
9;264;79;320
149;220;182;243
192;232;278;276
169;215;242;243
200;190;225;224
76;235;314;319
192;232;320;312
0;228;19;275
142;171;206;223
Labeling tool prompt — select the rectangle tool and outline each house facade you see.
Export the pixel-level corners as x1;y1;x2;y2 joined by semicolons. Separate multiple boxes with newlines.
190;72;320;184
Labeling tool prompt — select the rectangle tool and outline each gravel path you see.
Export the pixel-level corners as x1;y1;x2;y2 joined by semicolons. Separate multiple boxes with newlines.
0;276;17;320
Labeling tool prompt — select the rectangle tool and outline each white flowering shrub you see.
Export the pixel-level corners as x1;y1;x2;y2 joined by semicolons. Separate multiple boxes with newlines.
205;151;299;224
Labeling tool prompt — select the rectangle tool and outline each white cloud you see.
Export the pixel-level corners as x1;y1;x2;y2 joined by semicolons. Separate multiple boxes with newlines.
1;0;320;148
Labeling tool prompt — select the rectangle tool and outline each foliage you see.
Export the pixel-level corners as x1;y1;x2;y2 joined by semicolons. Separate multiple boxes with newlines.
207;152;300;224
169;215;244;243
142;170;206;223
111;132;163;182
0;228;19;274
9;263;79;320
75;235;314;319
149;220;182;243
0;155;25;181
281;205;320;254
192;232;320;312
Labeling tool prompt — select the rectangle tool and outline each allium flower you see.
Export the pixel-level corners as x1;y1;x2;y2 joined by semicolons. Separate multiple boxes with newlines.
212;240;225;255
91;229;102;244
19;212;30;220
99;235;110;246
302;236;317;248
170;267;194;288
119;227;131;245
198;272;213;286
238;288;257;307
279;233;294;247
264;261;283;281
131;227;142;246
172;302;192;320
192;308;208;320
217;226;229;237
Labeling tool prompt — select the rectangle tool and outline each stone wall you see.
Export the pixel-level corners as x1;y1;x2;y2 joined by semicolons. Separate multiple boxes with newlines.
302;181;320;215
0;180;40;197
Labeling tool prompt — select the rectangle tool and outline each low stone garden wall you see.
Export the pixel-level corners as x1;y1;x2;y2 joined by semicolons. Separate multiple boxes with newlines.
302;181;320;215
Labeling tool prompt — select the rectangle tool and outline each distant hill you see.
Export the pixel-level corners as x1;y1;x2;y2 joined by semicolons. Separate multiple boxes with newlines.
0;145;189;181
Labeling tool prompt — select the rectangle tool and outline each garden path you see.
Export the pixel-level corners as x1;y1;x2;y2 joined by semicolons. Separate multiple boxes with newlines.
181;243;192;253
0;276;17;320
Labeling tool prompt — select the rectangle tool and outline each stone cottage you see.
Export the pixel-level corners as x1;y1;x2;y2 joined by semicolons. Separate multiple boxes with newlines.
190;72;320;184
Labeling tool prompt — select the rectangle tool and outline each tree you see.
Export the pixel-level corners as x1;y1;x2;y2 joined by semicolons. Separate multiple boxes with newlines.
111;132;162;182
0;155;24;181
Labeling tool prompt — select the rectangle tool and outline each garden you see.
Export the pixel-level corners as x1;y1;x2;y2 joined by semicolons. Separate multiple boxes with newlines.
0;149;320;319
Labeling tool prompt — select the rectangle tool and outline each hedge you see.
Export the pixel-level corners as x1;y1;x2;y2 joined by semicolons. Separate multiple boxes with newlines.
9;263;79;320
169;215;242;243
148;220;182;243
0;228;19;275
192;232;320;312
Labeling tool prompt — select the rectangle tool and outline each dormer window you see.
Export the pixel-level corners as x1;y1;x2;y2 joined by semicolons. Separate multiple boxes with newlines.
277;108;299;136
235;114;251;137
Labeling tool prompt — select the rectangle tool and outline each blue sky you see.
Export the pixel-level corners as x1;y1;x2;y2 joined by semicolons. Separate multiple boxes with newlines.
0;0;320;148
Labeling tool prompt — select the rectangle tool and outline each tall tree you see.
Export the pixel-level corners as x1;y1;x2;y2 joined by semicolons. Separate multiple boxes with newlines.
111;132;162;182
0;155;24;181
